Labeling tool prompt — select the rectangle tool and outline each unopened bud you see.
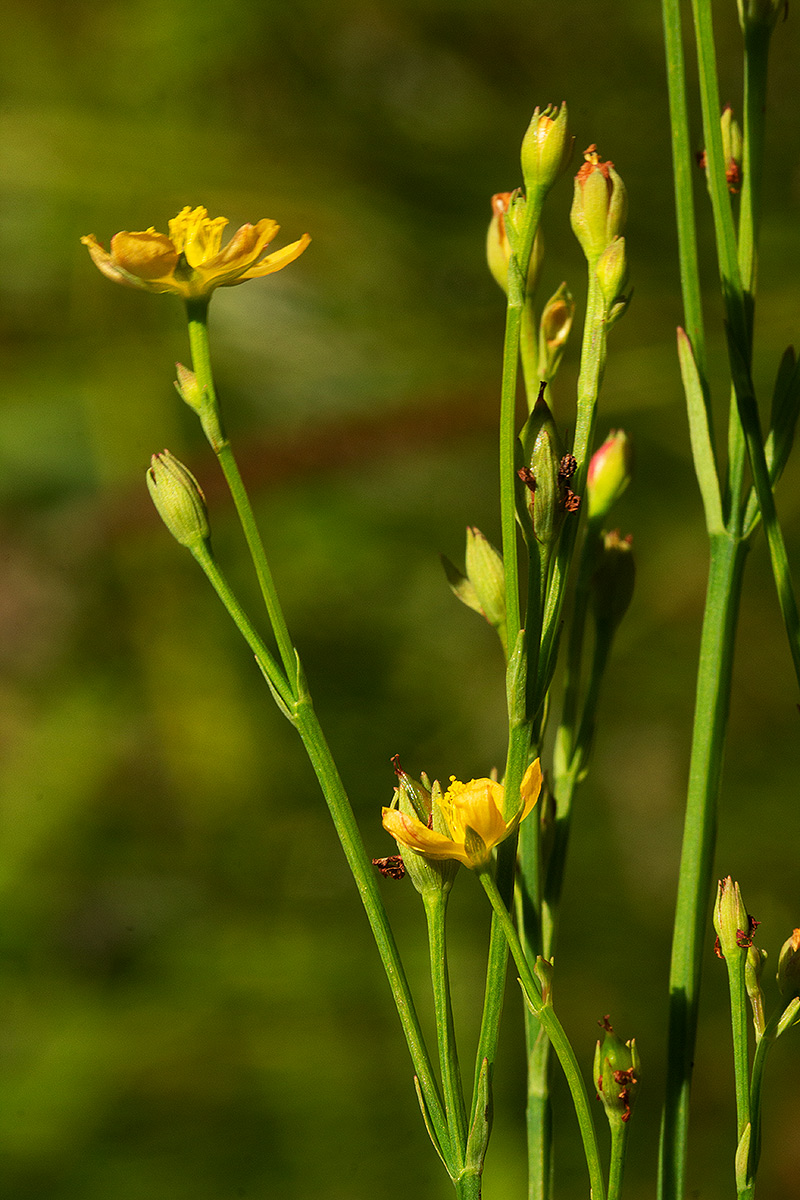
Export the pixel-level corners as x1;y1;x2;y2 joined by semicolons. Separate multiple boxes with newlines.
721;106;743;193
442;528;507;652
486;192;543;296
594;1018;640;1127
146;449;210;550
465;527;507;639
570;146;627;262
538;283;574;382
714;877;757;962
591;530;635;633
776;928;800;1000
595;237;629;310
737;0;787;33
518;385;579;546
745;944;768;1037
587;430;632;521
175;363;204;412
520;102;574;198
174;363;225;450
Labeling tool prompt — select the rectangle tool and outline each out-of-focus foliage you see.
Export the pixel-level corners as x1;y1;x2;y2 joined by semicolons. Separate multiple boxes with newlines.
1;1;799;1197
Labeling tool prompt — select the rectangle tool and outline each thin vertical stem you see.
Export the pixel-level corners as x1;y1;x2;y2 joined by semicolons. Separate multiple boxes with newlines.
424;891;468;1169
188;531;452;1168
658;533;748;1200
186;299;299;688
478;867;606;1200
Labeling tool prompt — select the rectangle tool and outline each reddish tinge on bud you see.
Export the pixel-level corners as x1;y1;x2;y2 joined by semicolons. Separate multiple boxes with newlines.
570;145;628;262
486;191;543;296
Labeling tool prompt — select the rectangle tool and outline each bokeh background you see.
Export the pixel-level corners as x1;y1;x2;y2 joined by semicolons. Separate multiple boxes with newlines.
2;1;800;1197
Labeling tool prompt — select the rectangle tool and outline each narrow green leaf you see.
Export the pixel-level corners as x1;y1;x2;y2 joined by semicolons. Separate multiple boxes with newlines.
413;1075;453;1176
677;327;724;533
767;345;800;484
464;1057;492;1172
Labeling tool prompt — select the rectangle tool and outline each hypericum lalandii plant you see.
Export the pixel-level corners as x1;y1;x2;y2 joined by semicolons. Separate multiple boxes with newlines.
80;8;799;1187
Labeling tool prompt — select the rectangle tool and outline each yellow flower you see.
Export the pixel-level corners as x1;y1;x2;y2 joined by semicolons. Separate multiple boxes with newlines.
81;205;310;299
382;759;542;870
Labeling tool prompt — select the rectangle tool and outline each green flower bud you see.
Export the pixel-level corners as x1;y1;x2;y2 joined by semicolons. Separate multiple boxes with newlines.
713;876;757;963
520;102;574;198
174;363;225;451
571;146;627;262
538;283;574;383
146;449;210;550
737;0;787;33
745;944;767;1038
591;530;635;635
587;430;633;521
442;528;507;652
776;928;800;1000
486;191;543;296
595;237;629;310
594;1019;640;1127
721;106;743;194
518;386;578;546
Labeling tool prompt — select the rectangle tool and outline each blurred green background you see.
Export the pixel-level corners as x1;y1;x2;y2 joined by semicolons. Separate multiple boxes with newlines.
2;1;800;1197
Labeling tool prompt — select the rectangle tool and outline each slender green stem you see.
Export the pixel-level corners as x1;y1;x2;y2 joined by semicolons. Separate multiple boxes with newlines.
291;699;454;1165
607;1122;629;1200
477;866;606;1200
469;193;545;1143
454;1173;483;1200
520;305;540;407
536;269;606;707
724;956;752;1143
662;0;707;379
186;542;451;1167
499;196;546;654
522;521;598;1200
186;299;299;689
190;541;293;708
747;1008;782;1191
424;892;468;1169
658;532;748;1200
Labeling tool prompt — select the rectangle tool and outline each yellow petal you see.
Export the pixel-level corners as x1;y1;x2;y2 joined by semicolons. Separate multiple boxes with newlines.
233;233;311;282
448;778;507;850
519;759;543;818
81;235;138;288
110;230;179;280
208;219;280;270
381;807;471;865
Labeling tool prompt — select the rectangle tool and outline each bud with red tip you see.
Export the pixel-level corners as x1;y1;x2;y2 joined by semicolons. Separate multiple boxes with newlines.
571;145;628;262
486;191;544;296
